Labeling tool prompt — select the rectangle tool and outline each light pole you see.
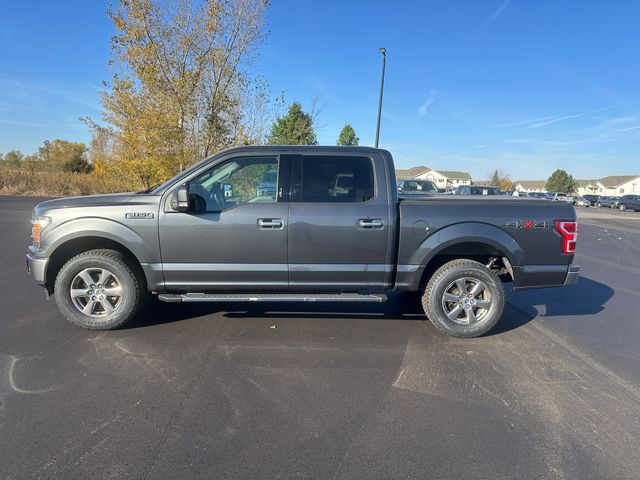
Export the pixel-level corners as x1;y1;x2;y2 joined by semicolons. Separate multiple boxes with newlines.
375;47;386;148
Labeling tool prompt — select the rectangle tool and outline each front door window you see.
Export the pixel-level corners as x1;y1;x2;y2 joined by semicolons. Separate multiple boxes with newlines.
188;156;279;212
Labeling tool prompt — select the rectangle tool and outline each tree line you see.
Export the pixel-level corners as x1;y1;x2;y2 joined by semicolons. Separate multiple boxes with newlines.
0;140;92;173
1;0;360;190
485;168;579;193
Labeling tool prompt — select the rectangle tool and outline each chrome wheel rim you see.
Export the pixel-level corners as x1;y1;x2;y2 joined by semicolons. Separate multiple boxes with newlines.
70;268;122;317
441;277;492;325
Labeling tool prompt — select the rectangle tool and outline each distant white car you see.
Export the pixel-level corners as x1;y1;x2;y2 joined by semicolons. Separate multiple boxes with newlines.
573;196;591;207
551;192;574;203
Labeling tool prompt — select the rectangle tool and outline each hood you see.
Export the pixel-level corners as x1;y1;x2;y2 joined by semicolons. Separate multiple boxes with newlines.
35;193;135;212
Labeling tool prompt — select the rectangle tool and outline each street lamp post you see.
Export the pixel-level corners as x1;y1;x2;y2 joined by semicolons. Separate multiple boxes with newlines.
375;47;386;148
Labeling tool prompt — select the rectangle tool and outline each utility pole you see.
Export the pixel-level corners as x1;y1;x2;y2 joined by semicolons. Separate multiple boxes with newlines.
375;47;386;148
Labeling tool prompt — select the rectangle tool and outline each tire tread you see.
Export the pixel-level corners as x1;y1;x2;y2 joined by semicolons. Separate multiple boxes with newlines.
422;259;504;338
54;249;145;330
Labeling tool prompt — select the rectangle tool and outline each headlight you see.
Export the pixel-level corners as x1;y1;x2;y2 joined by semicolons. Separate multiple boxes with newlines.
31;215;51;248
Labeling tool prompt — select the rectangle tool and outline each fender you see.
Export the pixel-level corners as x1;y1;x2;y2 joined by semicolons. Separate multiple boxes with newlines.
400;222;524;291
43;217;160;264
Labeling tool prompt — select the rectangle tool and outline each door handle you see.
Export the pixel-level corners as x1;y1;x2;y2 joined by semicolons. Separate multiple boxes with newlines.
258;218;284;229
358;219;384;229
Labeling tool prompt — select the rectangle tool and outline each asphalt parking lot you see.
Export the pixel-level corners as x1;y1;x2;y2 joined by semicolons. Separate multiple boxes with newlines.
1;196;640;480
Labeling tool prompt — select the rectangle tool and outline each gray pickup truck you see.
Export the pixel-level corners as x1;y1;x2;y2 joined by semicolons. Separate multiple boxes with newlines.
26;146;580;337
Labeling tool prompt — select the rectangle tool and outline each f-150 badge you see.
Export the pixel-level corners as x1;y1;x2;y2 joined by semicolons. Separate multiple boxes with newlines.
125;212;154;219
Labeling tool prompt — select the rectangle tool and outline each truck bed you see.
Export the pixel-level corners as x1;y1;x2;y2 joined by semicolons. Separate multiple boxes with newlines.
395;195;577;291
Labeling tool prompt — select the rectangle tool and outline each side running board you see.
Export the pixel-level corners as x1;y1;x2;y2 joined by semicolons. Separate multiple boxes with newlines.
158;293;387;303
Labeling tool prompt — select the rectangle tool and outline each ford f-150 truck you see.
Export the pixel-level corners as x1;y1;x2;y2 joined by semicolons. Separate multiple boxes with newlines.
26;146;580;337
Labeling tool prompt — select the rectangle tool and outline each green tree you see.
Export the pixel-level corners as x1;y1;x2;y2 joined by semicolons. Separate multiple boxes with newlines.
546;169;578;193
268;102;318;145
3;150;24;168
489;169;500;186
38;140;51;163
336;123;359;145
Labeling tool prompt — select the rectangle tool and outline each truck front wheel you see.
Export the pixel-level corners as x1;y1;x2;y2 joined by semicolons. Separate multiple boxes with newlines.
422;259;505;337
54;249;145;330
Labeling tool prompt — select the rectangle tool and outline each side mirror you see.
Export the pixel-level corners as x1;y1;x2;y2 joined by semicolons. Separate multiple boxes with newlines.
170;184;190;211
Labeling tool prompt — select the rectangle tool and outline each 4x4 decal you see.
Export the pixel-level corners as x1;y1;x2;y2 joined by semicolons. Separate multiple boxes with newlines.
505;220;549;229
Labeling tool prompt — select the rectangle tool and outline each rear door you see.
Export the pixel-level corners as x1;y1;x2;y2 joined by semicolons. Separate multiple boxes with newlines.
287;153;393;291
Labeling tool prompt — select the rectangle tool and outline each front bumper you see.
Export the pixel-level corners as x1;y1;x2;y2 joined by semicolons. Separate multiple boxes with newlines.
26;253;49;285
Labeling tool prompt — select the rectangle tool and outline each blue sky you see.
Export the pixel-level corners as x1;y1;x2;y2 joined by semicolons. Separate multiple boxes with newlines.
1;1;638;180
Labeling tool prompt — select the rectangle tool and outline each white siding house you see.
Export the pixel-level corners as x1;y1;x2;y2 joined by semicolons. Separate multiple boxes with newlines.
514;180;547;193
594;176;640;196
575;180;598;196
519;176;640;195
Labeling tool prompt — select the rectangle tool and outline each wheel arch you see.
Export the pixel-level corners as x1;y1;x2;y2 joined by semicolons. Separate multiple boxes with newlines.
45;237;146;295
401;223;523;292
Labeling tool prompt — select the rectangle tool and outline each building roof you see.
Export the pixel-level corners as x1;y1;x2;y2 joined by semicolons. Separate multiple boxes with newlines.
395;166;430;179
395;166;472;181
597;175;640;188
437;170;472;180
515;180;546;189
576;179;597;187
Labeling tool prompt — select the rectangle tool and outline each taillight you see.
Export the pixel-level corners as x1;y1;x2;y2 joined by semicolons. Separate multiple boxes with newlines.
555;220;577;254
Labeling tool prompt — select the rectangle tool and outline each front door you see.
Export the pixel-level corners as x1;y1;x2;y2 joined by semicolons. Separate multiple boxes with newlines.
159;155;289;291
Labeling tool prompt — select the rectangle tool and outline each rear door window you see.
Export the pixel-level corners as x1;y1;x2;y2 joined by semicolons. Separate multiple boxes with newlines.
299;156;374;203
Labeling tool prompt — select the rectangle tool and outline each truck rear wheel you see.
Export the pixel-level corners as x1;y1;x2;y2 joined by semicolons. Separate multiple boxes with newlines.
422;259;505;337
54;249;145;330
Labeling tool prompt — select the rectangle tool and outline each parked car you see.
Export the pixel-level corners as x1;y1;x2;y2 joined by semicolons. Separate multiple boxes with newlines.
397;179;438;195
26;146;579;338
550;192;574;203
593;196;614;208
610;196;622;209
582;194;599;205
437;188;454;194
256;169;278;198
573;196;591;207
527;192;547;199
454;185;501;195
618;194;640;211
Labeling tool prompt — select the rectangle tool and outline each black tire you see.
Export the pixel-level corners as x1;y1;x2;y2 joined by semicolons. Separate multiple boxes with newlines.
620;204;626;211
422;259;505;338
54;249;146;330
596;203;601;208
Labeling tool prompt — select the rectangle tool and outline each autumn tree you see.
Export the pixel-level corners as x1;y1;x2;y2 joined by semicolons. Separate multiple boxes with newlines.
546;169;578;193
102;0;269;188
267;102;317;145
488;169;513;191
337;123;358;146
48;139;92;173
